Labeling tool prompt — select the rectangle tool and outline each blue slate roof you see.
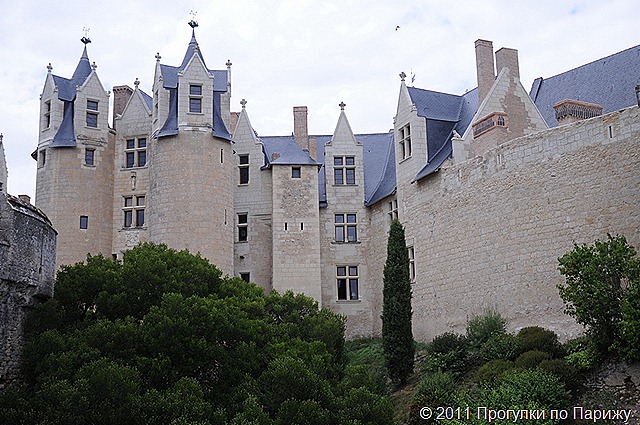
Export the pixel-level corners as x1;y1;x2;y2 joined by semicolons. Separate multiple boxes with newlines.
410;87;478;181
140;89;153;111
260;136;318;166
50;46;94;148
157;31;231;141
530;44;640;127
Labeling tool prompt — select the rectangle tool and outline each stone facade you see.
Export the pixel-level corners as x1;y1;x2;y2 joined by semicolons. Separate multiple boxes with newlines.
32;33;640;341
0;193;56;387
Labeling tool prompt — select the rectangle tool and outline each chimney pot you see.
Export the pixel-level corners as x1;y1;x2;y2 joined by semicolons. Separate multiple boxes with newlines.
495;47;520;80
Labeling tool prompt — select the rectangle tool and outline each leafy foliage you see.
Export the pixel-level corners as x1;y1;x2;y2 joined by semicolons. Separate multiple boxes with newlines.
474;359;516;383
514;350;552;369
517;326;565;358
537;359;579;394
424;332;468;379
382;219;415;385
1;243;394;424
479;333;523;362
409;372;458;425
466;308;507;352
557;234;640;355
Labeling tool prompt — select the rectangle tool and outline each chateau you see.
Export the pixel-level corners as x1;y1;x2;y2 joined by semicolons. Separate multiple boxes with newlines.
31;23;640;339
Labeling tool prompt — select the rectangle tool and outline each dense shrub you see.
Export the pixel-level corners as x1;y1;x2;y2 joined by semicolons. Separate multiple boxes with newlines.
563;336;600;372
517;326;565;358
515;350;551;369
617;279;640;362
474;359;516;383
466;308;507;351
480;333;523;361
482;369;571;415
424;332;468;378
538;359;579;394
409;372;458;425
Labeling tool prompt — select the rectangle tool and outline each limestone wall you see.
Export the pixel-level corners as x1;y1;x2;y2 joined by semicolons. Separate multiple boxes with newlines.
0;194;56;387
404;106;640;341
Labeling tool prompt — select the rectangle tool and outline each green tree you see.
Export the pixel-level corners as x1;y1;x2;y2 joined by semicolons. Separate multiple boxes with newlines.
1;243;394;424
382;219;415;385
557;234;640;356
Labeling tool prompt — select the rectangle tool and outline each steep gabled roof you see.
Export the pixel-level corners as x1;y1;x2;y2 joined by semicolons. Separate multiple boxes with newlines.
530;44;640;127
411;87;479;182
260;135;318;166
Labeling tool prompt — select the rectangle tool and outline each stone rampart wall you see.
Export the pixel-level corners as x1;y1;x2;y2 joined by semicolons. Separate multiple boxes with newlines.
405;106;640;341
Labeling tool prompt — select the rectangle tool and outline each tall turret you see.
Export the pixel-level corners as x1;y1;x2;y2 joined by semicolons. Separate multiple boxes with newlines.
147;21;234;274
34;36;114;266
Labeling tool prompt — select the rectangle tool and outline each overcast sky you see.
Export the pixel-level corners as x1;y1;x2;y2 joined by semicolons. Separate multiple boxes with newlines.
1;0;638;198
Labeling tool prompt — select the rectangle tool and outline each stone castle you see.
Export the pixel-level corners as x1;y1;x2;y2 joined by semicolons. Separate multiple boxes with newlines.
31;22;640;340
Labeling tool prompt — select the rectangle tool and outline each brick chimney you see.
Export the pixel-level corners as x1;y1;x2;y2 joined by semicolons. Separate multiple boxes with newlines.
293;106;309;153
475;39;495;103
112;85;134;129
495;47;520;80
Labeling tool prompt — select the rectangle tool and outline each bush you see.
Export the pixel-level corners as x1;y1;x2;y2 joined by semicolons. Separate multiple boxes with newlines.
617;280;640;362
480;333;523;361
475;359;516;383
563;336;600;372
424;333;468;378
538;359;579;394
466;308;507;351
515;350;551;369
409;372;458;425
483;369;570;413
517;326;565;358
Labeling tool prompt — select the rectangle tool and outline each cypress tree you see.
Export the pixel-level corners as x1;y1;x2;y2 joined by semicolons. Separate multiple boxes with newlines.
382;219;415;385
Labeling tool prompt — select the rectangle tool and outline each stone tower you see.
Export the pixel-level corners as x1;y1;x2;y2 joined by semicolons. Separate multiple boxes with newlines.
34;38;114;266
147;21;234;274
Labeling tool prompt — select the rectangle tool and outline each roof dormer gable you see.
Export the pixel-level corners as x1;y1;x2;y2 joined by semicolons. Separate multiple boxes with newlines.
328;106;361;147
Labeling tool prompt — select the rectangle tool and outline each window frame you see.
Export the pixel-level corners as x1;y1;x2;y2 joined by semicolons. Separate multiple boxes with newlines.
334;213;357;243
408;246;416;283
84;148;95;166
333;156;356;185
399;123;412;160
291;166;301;179
123;195;145;228
388;199;398;224
86;99;99;128
80;215;89;229
337;265;359;301
238;154;250;185
237;213;248;242
189;84;203;113
124;137;147;168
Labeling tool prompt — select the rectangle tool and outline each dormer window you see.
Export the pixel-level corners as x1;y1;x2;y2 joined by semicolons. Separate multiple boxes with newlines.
189;84;202;113
399;124;412;159
44;100;51;129
86;100;99;128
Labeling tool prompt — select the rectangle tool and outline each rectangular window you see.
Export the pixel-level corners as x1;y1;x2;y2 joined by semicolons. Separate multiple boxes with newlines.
85;148;95;166
38;149;46;168
124;137;147;168
399;124;411;159
80;215;88;229
240;273;250;283
292;167;301;178
86;100;98;128
189;84;202;113
388;199;398;224
408;246;415;283
238;154;249;185
44;100;51;129
334;156;356;185
335;213;357;242
337;265;359;300
237;213;248;242
123;195;145;227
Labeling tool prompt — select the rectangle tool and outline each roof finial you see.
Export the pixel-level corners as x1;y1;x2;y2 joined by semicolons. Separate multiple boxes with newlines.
91;61;97;70
134;78;140;88
226;59;232;69
339;101;346;111
47;63;53;73
399;71;406;82
240;99;247;109
189;10;198;28
81;25;91;45
0;133;3;143
155;52;162;62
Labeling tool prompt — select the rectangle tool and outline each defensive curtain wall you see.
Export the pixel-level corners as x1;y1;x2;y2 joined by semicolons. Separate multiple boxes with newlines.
405;105;640;342
0;194;56;387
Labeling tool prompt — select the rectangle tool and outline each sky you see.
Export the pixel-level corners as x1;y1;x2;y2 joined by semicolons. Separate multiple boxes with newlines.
1;0;638;199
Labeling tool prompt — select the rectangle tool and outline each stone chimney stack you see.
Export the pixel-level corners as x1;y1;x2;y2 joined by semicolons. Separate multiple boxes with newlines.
475;39;495;103
293;105;309;152
112;85;134;129
495;47;520;80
